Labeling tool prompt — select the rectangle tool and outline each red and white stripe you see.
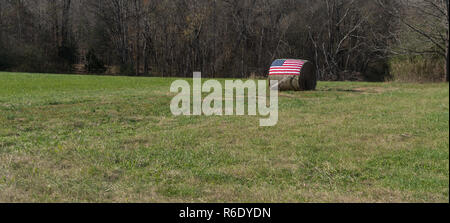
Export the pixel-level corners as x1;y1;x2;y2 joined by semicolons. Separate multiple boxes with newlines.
269;59;304;76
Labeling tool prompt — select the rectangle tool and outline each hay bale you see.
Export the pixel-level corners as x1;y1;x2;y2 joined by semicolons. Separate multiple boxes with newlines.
268;59;317;91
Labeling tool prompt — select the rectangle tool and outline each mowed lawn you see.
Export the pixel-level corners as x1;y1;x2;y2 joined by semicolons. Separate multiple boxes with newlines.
0;72;448;203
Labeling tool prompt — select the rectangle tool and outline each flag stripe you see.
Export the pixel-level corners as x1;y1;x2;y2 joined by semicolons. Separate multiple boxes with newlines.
269;73;301;76
271;68;301;70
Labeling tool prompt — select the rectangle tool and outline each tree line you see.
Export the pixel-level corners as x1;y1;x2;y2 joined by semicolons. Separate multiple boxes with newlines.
0;0;448;81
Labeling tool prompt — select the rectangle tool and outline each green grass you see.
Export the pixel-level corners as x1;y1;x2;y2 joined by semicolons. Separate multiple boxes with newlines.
0;72;448;202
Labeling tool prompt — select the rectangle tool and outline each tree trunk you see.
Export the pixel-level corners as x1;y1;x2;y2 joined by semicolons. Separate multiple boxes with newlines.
0;1;3;44
447;0;449;82
61;0;71;47
143;40;148;75
134;0;141;76
446;43;449;82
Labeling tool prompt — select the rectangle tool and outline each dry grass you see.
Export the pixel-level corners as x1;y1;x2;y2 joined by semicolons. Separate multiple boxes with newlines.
390;56;445;83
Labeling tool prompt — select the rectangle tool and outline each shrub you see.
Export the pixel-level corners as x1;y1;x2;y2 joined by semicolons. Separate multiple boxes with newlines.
0;47;13;70
86;49;106;73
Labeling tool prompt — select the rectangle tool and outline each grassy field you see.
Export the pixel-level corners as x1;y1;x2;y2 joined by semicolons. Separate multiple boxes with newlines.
0;72;448;203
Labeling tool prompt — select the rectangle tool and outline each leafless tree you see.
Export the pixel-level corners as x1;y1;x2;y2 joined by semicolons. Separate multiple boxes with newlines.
377;0;449;81
0;0;439;82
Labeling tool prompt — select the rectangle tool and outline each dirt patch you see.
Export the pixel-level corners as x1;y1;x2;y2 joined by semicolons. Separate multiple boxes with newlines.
319;87;398;94
352;87;398;94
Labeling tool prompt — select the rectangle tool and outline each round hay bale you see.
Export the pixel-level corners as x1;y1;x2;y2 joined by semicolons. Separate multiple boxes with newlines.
268;59;317;91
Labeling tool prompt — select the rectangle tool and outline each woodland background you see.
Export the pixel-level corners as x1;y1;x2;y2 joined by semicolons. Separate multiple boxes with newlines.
0;0;448;82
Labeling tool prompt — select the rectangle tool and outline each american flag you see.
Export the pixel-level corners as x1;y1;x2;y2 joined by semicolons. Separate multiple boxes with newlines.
269;59;304;76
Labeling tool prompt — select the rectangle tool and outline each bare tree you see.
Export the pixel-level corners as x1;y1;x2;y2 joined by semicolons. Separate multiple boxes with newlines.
0;0;432;82
378;0;449;81
307;0;373;80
